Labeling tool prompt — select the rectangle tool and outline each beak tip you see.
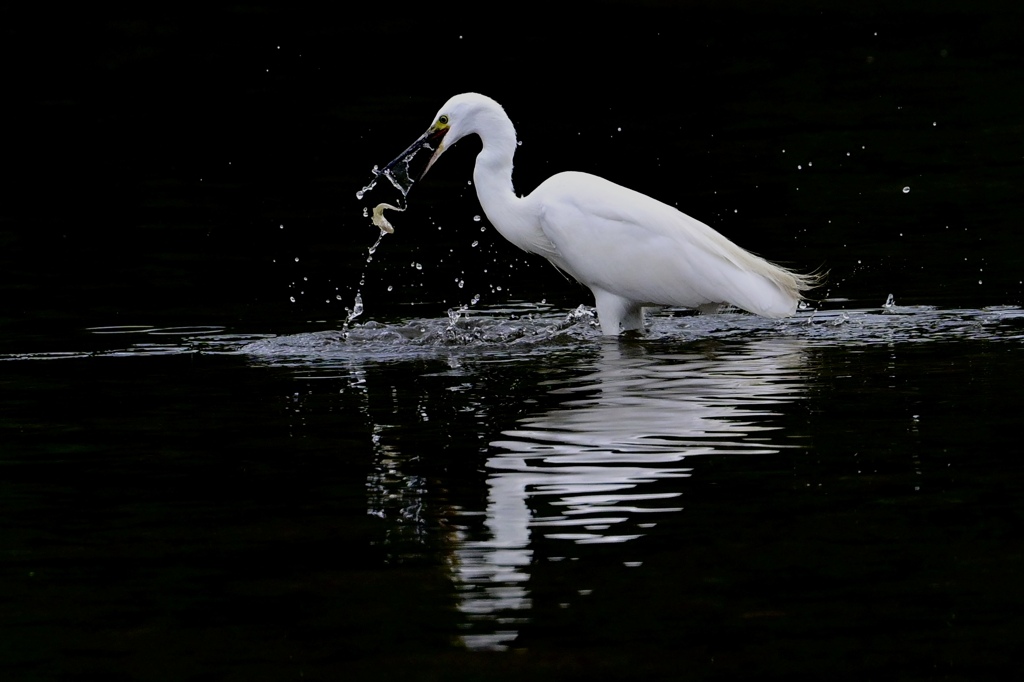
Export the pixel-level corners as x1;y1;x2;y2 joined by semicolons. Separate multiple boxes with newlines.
420;143;445;180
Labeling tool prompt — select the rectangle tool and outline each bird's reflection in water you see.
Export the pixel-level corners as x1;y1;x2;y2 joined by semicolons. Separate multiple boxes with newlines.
453;338;809;650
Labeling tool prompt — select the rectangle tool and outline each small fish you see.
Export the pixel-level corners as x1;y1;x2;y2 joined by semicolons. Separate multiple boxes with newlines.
371;202;403;234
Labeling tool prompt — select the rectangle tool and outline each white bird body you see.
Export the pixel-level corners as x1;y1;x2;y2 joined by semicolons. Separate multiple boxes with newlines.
382;93;814;335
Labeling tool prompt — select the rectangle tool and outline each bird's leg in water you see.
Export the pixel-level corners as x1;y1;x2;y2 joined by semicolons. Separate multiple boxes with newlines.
621;306;645;332
369;93;815;336
593;288;645;335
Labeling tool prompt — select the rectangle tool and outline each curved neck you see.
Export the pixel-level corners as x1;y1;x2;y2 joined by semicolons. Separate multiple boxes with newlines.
472;116;533;250
474;147;515;200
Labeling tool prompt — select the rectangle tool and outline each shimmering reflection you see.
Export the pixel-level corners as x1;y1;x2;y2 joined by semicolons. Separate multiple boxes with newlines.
10;305;1022;653
452;338;809;649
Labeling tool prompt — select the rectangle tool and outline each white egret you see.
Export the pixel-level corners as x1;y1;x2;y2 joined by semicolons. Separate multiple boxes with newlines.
379;93;816;335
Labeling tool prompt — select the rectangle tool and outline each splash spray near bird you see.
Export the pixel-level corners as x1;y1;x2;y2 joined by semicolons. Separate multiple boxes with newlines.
361;93;816;335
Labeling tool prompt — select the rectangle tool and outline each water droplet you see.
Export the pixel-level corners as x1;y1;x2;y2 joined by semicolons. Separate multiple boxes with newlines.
473;215;481;222
289;296;296;303
902;186;910;193
471;240;479;248
345;292;364;325
471;294;481;305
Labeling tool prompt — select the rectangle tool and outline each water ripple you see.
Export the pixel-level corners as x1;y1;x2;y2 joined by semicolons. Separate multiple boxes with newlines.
450;338;807;648
2;303;1021;365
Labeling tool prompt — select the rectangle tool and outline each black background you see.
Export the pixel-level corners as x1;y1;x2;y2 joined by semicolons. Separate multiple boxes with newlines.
3;0;1023;333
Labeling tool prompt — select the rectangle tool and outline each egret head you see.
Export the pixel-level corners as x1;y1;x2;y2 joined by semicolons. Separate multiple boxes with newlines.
381;93;509;187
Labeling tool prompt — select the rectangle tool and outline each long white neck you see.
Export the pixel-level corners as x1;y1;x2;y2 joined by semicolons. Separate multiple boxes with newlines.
470;115;536;253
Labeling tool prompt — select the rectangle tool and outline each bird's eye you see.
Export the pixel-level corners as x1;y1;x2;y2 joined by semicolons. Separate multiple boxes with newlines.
438;115;449;125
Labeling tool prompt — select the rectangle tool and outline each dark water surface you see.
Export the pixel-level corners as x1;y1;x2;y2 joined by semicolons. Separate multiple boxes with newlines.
4;308;1024;679
4;2;1024;680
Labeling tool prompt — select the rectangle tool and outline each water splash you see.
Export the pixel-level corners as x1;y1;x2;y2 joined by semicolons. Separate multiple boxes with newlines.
344;292;364;327
380;151;420;197
367;230;387;261
8;304;1024;366
831;311;850;326
351;145;435;325
566;304;598;326
358;137;435;202
356;165;380;201
447;304;468;330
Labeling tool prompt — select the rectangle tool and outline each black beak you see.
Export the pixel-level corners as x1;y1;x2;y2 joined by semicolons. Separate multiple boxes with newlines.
378;125;449;195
